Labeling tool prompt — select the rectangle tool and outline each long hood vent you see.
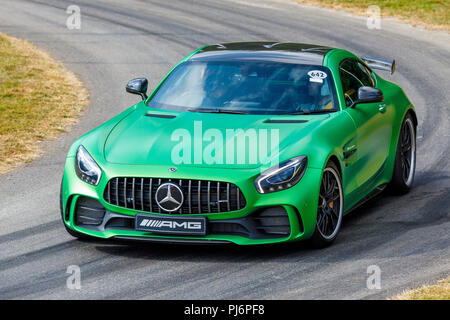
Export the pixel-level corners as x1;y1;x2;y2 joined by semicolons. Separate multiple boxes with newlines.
145;113;177;119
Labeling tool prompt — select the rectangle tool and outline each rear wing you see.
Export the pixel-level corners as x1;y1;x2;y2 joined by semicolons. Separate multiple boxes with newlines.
360;56;396;75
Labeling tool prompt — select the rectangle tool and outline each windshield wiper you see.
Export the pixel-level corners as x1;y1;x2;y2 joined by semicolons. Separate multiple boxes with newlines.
216;109;249;114
279;109;337;115
187;108;249;114
187;108;218;113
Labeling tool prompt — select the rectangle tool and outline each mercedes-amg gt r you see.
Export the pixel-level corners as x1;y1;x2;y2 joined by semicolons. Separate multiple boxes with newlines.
61;42;417;247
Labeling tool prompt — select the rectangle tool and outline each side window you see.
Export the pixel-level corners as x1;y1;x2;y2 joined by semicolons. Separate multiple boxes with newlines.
340;60;361;107
339;59;374;107
355;62;375;87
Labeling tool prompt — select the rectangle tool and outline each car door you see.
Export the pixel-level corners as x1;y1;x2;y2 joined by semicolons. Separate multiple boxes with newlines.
340;58;392;189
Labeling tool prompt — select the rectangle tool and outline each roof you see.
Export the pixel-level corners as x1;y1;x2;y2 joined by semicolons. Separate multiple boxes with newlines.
189;42;334;65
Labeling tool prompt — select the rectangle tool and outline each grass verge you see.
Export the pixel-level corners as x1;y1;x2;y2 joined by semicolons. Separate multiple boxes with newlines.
292;0;449;31
0;33;88;174
391;276;450;300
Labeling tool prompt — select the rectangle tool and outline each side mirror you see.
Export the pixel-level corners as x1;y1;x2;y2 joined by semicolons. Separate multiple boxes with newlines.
351;86;383;108
126;78;148;100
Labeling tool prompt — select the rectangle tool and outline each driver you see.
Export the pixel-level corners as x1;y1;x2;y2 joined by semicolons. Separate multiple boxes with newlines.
199;66;231;108
304;79;333;110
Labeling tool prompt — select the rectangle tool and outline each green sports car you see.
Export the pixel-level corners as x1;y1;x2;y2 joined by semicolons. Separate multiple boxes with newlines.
61;42;417;247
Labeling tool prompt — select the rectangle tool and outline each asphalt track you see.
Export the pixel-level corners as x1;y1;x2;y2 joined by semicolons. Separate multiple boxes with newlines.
0;0;449;299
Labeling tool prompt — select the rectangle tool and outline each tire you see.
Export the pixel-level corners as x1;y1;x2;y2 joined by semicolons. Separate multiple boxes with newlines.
390;114;416;194
310;161;344;248
59;179;93;240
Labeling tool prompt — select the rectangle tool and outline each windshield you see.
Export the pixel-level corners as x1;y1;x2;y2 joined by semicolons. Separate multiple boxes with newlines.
147;61;337;115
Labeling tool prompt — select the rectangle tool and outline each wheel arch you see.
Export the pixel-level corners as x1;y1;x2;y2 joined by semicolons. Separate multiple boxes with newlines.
322;152;347;199
391;105;418;162
406;107;418;129
327;154;342;177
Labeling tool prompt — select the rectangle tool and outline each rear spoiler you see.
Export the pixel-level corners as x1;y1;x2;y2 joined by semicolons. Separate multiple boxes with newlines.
360;56;396;75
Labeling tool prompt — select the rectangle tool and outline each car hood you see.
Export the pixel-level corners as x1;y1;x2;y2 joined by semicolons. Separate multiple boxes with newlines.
104;108;329;169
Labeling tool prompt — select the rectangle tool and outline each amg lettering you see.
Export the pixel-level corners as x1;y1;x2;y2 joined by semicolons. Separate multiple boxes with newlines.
139;219;202;230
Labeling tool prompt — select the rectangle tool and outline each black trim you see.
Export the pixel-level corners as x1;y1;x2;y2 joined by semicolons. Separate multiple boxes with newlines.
346;184;387;214
293;207;304;233
113;236;232;245
209;206;291;239
64;196;73;222
78;205;291;241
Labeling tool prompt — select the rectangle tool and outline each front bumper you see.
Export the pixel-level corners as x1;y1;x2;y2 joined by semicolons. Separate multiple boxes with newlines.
61;156;322;245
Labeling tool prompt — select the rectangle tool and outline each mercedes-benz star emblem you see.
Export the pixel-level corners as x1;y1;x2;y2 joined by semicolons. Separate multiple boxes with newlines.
155;182;184;212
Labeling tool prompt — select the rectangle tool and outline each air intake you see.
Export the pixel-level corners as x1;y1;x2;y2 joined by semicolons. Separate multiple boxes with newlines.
75;197;106;226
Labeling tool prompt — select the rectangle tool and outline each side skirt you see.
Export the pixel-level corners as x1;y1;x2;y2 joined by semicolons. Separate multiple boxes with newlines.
344;184;387;215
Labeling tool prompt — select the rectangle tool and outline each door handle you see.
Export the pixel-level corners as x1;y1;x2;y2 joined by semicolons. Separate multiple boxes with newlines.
378;104;387;113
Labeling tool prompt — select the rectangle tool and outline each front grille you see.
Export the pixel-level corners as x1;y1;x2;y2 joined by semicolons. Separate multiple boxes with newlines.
103;177;246;214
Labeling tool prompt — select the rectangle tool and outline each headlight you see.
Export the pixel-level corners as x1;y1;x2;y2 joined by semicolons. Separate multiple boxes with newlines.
75;146;102;186
255;156;307;193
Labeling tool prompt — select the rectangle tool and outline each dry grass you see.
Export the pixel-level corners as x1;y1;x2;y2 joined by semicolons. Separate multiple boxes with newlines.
0;33;88;174
292;0;450;31
391;276;450;300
